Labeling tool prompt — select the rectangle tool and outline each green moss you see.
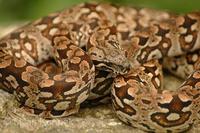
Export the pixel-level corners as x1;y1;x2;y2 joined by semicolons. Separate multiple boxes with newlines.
0;0;200;24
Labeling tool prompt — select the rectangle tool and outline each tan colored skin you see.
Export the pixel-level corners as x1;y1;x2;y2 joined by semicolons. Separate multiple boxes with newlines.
0;30;95;118
1;2;200;132
0;3;172;107
163;51;200;79
111;12;200;132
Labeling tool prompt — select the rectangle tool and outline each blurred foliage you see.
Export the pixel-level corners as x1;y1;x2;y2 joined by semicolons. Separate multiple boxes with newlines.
0;0;200;24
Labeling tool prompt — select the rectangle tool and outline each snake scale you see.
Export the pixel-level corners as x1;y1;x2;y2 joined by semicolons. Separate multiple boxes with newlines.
1;2;200;132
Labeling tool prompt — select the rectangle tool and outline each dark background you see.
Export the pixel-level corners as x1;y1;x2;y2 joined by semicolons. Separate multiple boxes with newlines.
0;0;199;24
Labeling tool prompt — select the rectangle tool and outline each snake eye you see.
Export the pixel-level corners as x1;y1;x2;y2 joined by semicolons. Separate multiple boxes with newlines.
107;40;120;49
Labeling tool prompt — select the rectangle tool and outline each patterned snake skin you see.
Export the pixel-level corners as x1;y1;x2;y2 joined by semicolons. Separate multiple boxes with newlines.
1;2;200;132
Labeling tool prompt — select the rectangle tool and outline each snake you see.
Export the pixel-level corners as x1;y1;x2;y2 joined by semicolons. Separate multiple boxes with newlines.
1;2;200;133
111;10;200;132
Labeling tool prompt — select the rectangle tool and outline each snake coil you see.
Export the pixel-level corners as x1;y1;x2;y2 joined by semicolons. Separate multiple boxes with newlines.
1;2;200;132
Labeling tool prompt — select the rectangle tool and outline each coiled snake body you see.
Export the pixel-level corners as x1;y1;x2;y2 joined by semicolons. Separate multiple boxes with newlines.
1;2;200;132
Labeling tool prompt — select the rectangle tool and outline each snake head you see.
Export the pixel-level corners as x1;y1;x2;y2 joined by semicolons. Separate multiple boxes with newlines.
88;26;131;74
